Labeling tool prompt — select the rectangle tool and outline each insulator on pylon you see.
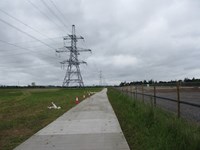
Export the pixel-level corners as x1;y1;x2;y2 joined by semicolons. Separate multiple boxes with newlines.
56;25;91;87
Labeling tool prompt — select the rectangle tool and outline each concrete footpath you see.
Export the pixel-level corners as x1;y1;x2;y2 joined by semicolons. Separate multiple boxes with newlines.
14;88;130;150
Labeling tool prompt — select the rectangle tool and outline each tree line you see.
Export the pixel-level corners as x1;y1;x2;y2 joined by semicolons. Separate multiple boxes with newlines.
119;77;200;86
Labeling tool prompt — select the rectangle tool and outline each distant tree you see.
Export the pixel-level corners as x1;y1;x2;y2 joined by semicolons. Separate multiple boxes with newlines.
143;80;147;84
178;80;182;83
148;79;154;84
119;77;200;86
184;78;191;82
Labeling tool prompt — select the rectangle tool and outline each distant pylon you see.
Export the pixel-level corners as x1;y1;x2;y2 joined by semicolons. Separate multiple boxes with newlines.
56;25;91;87
99;70;103;86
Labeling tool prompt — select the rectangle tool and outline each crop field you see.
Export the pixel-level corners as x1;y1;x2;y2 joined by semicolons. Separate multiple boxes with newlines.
121;86;200;122
0;87;101;150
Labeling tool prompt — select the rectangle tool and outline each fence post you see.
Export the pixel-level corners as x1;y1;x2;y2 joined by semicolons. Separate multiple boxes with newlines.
135;86;137;100
134;86;136;100
150;96;153;107
142;85;144;103
131;86;133;100
154;86;156;107
177;82;180;118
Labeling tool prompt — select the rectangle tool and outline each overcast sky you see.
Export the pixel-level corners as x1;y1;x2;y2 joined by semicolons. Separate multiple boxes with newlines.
0;0;200;86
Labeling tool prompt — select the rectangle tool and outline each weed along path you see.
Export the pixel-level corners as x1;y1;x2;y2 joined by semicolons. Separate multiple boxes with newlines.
14;88;130;150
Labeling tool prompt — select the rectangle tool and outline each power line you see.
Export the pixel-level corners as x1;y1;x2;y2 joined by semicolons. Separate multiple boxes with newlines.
0;8;58;44
0;36;63;46
40;0;70;33
0;54;58;64
0;42;62;58
0;57;60;67
0;51;38;57
0;47;59;57
48;0;72;29
42;0;89;51
0;17;56;51
0;39;58;60
0;62;59;69
0;42;62;50
49;0;88;43
0;41;62;49
26;0;67;34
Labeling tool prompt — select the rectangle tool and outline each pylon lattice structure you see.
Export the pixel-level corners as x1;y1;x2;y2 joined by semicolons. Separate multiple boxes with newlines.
99;70;103;86
56;25;91;87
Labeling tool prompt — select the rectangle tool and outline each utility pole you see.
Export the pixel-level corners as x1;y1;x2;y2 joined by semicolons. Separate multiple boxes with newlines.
56;25;91;87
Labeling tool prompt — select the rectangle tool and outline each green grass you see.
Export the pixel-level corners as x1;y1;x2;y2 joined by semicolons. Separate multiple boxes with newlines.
107;88;200;150
0;87;101;150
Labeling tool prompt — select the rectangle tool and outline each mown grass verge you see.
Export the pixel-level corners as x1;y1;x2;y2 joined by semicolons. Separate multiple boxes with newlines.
107;88;200;150
0;87;101;150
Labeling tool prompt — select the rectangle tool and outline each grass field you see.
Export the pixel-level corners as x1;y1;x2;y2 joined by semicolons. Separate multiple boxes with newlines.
107;88;200;150
0;87;101;150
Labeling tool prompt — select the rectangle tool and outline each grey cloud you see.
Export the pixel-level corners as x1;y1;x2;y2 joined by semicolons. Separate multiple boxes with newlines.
0;0;199;86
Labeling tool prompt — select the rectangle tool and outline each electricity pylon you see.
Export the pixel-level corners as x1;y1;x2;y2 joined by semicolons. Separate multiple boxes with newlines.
99;70;103;86
56;25;91;87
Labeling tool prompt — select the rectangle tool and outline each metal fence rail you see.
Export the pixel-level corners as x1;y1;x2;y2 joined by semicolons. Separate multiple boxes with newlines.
118;83;200;120
133;92;200;108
